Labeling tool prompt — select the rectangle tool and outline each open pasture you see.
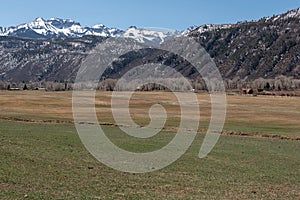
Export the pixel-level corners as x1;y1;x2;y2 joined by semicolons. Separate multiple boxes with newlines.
0;91;299;199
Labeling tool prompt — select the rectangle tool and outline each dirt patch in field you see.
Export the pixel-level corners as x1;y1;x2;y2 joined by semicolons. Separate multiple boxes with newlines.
0;116;73;124
0;183;11;188
222;130;300;140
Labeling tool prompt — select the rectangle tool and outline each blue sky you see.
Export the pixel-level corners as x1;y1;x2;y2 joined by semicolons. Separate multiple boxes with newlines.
1;0;299;30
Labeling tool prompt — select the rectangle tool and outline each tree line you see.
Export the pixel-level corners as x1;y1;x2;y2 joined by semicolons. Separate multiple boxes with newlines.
0;76;299;92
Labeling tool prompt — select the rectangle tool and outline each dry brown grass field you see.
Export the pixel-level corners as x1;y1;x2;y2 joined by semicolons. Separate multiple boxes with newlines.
0;90;299;137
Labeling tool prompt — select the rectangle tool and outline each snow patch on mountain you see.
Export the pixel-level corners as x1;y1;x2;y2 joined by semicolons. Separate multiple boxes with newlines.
195;24;232;34
266;8;300;22
284;8;300;19
180;26;198;36
121;26;178;45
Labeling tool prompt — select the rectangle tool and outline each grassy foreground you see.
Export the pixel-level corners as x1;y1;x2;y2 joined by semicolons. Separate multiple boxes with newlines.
0;91;299;199
0;121;299;199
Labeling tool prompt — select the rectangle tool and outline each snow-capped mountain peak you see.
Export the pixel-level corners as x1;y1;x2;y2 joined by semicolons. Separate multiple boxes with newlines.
35;17;44;22
0;17;122;38
47;18;81;29
92;24;105;29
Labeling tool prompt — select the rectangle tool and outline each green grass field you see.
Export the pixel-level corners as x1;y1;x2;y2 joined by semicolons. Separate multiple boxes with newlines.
0;91;299;199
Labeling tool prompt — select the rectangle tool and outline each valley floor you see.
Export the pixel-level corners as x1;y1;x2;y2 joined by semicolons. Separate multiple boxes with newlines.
0;91;299;199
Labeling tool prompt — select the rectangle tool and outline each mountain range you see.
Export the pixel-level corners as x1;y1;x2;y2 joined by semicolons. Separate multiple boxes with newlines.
0;8;299;88
0;17;122;38
0;17;180;45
